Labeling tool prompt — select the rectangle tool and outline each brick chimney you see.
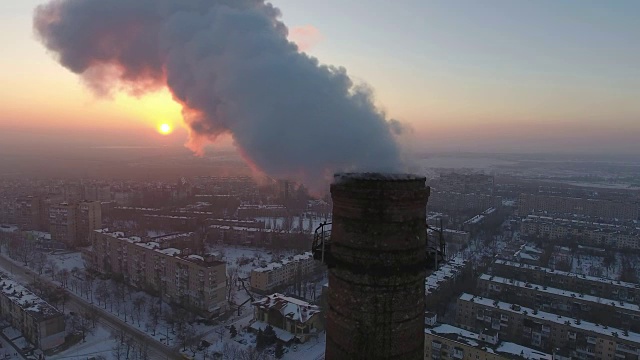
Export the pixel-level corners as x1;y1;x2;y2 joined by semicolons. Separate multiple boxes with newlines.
325;173;429;359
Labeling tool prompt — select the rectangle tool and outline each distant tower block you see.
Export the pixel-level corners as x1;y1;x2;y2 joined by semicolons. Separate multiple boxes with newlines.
326;173;429;360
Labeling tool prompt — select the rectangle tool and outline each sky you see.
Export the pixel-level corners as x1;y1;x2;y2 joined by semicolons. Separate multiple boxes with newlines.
1;0;639;155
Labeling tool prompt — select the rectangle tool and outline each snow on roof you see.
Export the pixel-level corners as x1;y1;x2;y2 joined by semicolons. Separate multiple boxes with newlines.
0;225;18;233
425;256;468;295
151;232;194;241
460;293;640;344
187;255;204;261
464;215;485;225
0;274;62;320
135;241;160;250
252;252;313;273
426;324;552;359
479;274;640;313
495;342;553;359
253;293;320;324
157;248;181;256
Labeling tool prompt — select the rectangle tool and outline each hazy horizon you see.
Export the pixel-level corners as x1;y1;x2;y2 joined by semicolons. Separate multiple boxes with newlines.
1;0;639;167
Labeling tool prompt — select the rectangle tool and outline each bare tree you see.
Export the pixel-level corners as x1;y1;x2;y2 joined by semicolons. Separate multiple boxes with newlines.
45;259;59;280
147;303;161;336
32;252;47;275
133;296;147;326
59;268;70;288
95;280;109;309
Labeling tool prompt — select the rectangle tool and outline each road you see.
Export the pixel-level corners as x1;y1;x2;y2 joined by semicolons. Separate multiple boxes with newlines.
0;255;183;360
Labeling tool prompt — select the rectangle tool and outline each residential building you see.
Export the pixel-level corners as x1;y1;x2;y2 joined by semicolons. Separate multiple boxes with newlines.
15;196;41;231
86;230;227;316
518;194;639;221
457;293;640;359
49;202;77;246
251;293;322;343
237;204;287;218
477;274;640;332
250;252;317;293
425;257;472;314
424;323;552;360
0;275;65;351
492;259;639;305
520;215;640;250
77;201;102;245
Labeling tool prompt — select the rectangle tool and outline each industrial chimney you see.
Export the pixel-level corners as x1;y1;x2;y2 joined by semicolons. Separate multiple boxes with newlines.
324;173;430;360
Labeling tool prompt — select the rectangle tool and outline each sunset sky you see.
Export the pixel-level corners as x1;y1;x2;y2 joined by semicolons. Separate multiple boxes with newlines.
1;0;639;154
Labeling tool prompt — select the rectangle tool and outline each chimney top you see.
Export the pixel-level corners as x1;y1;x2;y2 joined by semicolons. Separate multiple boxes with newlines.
334;172;424;184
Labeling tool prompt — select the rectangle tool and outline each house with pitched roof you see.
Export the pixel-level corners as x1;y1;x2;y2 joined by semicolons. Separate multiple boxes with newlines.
251;293;323;343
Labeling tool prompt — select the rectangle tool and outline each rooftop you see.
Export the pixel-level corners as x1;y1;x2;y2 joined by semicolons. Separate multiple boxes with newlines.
479;274;640;313
0;274;62;321
460;293;640;344
253;293;321;324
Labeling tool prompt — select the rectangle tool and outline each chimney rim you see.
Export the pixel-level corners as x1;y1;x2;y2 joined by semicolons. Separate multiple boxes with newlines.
333;172;425;183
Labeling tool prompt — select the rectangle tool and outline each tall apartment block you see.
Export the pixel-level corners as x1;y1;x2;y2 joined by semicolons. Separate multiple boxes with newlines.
86;230;227;316
15;196;41;231
49;202;77;246
77;200;102;244
49;201;102;247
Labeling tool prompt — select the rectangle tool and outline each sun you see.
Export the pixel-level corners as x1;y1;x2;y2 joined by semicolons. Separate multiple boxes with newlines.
158;123;172;135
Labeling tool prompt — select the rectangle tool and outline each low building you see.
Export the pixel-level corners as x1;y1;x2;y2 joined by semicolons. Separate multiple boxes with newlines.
425;256;472;314
250;252;317;293
0;276;65;351
251;293;322;343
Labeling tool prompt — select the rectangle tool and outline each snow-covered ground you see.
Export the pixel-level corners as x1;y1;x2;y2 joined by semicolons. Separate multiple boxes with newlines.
47;252;85;272
48;326;116;360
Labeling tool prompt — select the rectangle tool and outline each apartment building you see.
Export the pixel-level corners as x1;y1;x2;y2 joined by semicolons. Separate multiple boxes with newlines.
435;173;495;195
424;321;552;360
518;194;639;221
250;252;317;293
49;202;77;246
520;215;640;250
251;293;322;343
77;201;102;245
429;191;501;213
49;201;102;247
0;275;65;351
425;257;472;314
492;259;639;304
15;196;42;231
457;293;640;359
477;274;640;332
237;204;287;218
86;230;227;316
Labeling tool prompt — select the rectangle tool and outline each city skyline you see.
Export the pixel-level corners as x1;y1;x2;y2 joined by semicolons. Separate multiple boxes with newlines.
1;0;639;156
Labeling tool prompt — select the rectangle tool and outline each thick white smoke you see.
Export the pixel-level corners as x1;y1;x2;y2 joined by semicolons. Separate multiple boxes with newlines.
34;0;404;186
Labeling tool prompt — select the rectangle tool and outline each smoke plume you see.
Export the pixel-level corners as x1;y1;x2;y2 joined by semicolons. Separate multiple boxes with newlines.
34;0;404;186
